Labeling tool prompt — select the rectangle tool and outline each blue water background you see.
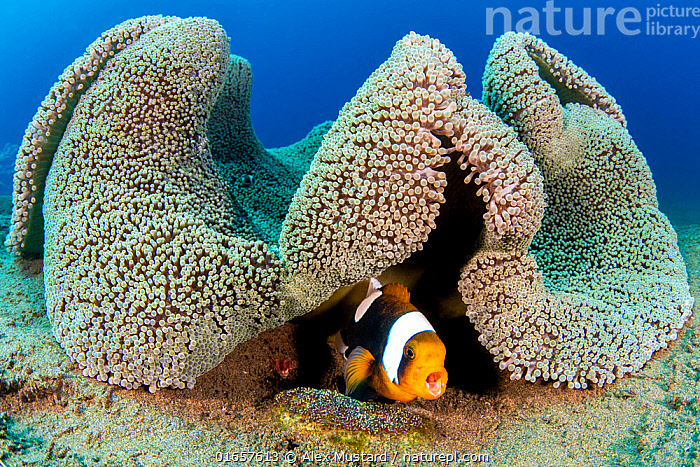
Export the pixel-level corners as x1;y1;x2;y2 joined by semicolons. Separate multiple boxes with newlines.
0;0;698;218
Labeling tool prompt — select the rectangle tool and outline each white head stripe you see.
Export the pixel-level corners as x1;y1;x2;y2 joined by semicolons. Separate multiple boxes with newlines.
355;291;382;322
382;311;435;384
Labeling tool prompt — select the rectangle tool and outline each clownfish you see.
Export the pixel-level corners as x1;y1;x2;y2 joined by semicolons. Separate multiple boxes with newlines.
335;278;448;402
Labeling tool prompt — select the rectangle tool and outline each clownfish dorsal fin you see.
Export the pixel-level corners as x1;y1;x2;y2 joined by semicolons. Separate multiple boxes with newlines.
381;283;411;303
355;278;383;322
344;346;375;397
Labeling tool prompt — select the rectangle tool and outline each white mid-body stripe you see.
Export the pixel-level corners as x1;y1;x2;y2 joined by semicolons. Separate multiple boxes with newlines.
355;290;382;322
382;311;435;384
355;278;384;322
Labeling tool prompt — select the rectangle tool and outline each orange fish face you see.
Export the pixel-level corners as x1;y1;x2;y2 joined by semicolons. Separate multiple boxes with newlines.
397;331;448;400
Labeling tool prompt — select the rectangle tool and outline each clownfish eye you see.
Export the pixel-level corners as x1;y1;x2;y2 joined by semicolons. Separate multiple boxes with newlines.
404;346;415;360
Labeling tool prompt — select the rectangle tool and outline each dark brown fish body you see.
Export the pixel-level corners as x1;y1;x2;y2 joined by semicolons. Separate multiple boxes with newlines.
337;279;448;402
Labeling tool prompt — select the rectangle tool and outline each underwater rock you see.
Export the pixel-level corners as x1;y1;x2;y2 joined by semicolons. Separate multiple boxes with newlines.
459;32;694;389
275;387;424;435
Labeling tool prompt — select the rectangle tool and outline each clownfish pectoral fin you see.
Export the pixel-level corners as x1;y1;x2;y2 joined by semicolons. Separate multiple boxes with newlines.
381;283;411;303
344;346;375;397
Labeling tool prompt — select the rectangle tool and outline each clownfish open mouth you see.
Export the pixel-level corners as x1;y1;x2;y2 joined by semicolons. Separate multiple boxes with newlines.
425;371;444;397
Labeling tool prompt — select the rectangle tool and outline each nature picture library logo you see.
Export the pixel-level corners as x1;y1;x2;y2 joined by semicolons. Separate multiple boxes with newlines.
486;1;700;38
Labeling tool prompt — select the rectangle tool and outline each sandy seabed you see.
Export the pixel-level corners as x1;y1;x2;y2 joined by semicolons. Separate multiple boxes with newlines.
0;195;698;467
